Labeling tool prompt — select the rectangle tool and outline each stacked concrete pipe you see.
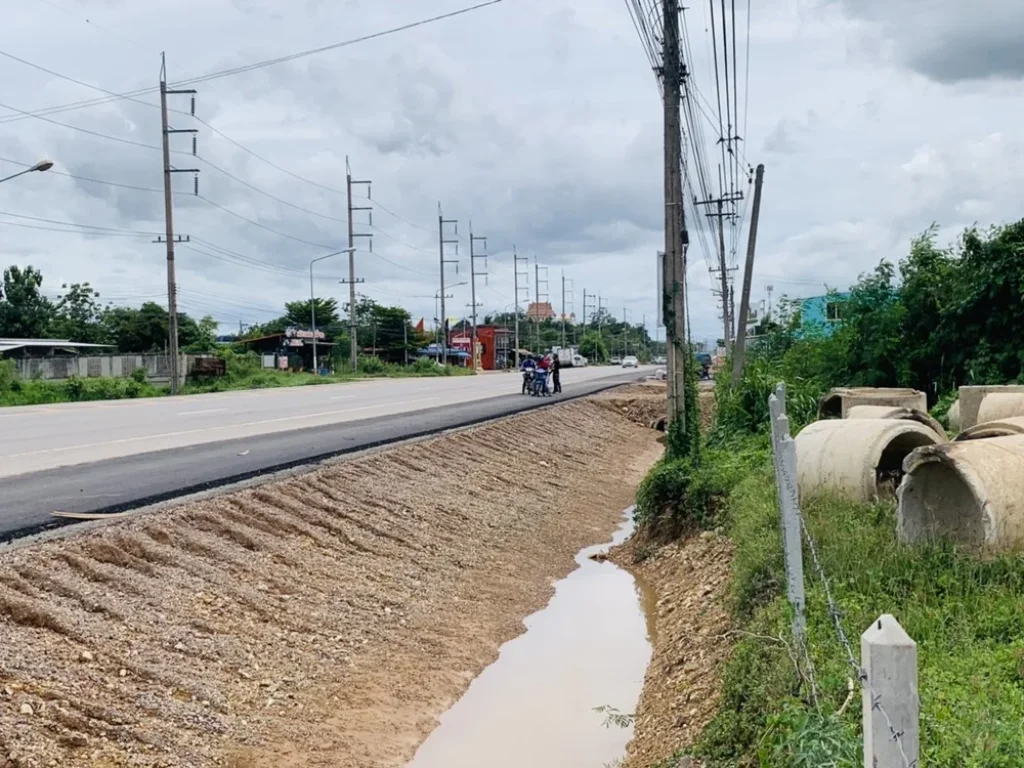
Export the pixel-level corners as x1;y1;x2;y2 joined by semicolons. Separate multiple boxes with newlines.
899;435;1024;550
845;405;948;441
946;399;961;432
795;418;943;503
953;415;1024;442
818;387;927;419
958;385;1024;429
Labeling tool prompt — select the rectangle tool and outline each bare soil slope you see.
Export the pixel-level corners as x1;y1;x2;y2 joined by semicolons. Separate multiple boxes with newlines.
0;400;661;768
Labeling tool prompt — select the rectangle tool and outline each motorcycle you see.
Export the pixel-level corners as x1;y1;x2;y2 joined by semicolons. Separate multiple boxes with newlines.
531;368;551;397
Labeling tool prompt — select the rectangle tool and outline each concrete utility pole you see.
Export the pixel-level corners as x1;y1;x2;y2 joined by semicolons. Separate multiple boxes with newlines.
345;157;371;370
513;246;529;367
661;0;689;429
437;204;460;364
157;53;199;396
468;222;488;370
561;271;574;349
622;308;630;356
731;164;765;385
696;188;742;353
534;258;549;353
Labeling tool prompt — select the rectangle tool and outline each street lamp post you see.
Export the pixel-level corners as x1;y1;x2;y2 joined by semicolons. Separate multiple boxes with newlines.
0;159;54;185
309;247;355;374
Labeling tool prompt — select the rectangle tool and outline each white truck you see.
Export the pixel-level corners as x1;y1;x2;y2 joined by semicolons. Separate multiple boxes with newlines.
551;345;583;368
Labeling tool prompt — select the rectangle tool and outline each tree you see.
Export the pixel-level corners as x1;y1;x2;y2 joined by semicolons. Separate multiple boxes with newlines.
182;315;219;353
285;297;339;327
51;282;104;343
0;265;54;338
579;330;608;363
345;297;413;363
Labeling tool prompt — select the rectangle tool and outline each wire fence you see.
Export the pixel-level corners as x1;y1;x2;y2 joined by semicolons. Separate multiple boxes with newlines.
769;382;919;768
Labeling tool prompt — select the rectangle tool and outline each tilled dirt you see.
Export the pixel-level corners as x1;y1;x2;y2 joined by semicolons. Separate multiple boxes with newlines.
0;400;661;768
610;531;734;768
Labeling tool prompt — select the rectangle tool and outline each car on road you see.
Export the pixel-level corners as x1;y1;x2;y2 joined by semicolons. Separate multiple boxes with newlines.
610;357;622;365
652;355;667;365
621;355;639;368
572;354;589;367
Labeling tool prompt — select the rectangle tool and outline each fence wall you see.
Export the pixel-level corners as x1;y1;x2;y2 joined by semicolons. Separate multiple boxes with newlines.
13;354;209;383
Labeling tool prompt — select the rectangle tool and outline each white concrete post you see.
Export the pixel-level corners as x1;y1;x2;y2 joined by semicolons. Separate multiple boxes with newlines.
768;388;806;641
862;614;919;768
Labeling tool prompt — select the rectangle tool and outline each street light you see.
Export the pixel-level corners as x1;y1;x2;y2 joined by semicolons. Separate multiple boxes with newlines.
309;247;356;373
0;159;54;185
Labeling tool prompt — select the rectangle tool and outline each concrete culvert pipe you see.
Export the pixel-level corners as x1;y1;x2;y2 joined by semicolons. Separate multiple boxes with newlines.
958;385;1024;429
947;399;961;432
953;416;1024;442
818;387;927;419
795;419;942;503
898;435;1024;550
977;393;1024;425
846;405;948;441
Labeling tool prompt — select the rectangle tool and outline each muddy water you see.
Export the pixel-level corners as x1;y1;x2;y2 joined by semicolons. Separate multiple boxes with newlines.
406;512;654;768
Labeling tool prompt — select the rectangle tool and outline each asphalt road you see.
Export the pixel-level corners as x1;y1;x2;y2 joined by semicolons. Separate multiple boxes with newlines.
0;366;653;540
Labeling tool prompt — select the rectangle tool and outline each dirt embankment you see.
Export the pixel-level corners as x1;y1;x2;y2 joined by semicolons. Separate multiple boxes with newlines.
595;380;716;433
611;532;734;768
0;400;662;768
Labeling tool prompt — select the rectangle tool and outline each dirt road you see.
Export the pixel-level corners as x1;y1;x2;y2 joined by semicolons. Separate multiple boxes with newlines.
0;399;661;768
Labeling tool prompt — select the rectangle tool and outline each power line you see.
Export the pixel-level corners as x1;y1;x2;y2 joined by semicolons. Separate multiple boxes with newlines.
0;1;505;123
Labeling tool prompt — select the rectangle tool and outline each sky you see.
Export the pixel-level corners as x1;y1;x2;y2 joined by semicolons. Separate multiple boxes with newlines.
1;0;1022;344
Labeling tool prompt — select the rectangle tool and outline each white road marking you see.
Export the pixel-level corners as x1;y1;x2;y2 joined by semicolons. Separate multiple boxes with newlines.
329;395;356;400
3;396;442;460
177;408;229;416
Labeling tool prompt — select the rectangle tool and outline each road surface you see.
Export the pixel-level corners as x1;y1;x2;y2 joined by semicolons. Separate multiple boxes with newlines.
0;366;653;539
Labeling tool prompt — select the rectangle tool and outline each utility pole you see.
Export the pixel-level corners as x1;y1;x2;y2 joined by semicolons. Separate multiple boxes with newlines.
696;189;743;353
345;157;371;371
662;0;689;430
583;290;595;327
766;284;774;319
534;258;549;353
437;204;459;364
731;163;765;385
157;53;199;396
469;222;488;371
513;246;529;367
561;272;574;349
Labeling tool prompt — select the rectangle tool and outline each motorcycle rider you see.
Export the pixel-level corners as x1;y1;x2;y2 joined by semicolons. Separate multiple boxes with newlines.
520;355;537;394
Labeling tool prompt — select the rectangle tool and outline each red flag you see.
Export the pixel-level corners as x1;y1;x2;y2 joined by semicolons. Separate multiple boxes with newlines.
415;317;425;334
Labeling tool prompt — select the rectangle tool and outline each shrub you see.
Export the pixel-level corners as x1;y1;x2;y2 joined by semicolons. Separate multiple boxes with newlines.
64;375;85;401
358;356;387;375
0;359;16;393
130;367;148;384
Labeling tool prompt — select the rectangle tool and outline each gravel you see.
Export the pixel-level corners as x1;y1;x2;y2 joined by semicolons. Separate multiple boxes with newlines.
0;399;661;768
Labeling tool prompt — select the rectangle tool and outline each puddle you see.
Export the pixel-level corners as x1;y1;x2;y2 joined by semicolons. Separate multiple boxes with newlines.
406;510;653;768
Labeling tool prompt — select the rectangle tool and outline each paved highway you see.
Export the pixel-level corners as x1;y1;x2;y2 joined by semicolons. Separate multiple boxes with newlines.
0;366;653;539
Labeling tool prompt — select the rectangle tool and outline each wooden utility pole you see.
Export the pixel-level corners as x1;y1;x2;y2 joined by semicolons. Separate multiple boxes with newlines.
662;0;688;430
731;163;765;385
437;204;459;364
157;53;198;396
345;158;371;371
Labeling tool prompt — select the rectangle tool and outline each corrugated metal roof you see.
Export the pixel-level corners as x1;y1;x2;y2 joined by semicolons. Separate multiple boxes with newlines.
0;339;114;354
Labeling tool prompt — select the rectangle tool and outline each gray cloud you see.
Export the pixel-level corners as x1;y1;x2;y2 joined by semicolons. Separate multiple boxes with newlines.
826;0;1024;82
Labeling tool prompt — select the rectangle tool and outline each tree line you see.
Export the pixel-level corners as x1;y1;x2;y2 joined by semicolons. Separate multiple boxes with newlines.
744;219;1024;408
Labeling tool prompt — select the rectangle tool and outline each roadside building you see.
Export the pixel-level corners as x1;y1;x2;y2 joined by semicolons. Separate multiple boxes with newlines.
237;326;332;372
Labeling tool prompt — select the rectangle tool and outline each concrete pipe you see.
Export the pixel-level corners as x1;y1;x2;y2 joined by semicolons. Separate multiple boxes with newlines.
958;385;1024;430
818;387;927;419
899;435;1024;551
846;405;947;441
977;392;1024;425
795;418;942;503
953;416;1024;442
947;399;961;432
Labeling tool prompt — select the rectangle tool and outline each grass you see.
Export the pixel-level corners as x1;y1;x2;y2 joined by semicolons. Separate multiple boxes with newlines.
690;434;1024;767
0;355;474;407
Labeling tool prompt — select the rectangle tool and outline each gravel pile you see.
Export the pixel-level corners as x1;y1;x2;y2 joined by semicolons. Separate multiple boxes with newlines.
0;399;661;768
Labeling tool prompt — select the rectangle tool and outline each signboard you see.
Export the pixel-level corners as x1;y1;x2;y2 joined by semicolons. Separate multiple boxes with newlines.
450;336;472;349
284;326;325;341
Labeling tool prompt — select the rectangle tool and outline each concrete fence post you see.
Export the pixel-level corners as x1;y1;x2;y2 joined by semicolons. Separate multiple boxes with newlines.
862;614;919;768
768;385;806;642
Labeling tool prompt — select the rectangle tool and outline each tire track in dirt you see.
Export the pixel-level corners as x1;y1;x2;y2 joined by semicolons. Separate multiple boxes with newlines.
0;399;661;768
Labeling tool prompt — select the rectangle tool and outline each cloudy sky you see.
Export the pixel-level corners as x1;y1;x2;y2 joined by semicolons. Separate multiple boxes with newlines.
1;0;1022;344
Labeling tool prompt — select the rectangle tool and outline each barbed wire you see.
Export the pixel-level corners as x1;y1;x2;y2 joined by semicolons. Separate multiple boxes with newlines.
798;514;917;768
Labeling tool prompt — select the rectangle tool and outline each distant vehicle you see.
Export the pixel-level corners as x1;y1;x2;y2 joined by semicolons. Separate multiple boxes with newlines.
622;355;639;368
572;354;588;367
551;345;580;368
610;356;622;365
653;355;667;365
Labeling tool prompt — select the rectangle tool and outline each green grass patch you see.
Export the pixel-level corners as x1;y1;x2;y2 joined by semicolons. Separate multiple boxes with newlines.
692;435;1024;767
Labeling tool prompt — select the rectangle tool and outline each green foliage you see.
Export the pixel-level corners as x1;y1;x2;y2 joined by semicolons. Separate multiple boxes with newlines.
579;330;608;363
357;356;387;375
51;282;104;343
0;359;16;393
695;435;1024;767
711;358;823;442
0;265;53;338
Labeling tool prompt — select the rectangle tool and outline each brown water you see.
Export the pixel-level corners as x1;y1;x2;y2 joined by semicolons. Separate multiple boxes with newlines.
406;511;653;768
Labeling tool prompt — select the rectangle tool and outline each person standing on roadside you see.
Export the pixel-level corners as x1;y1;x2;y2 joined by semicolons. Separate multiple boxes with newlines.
551;353;562;394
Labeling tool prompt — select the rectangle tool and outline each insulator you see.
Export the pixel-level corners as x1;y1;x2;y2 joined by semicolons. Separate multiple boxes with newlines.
367;184;372;200
193;174;199;196
369;238;373;253
369;211;373;226
192;136;197;155
190;96;195;116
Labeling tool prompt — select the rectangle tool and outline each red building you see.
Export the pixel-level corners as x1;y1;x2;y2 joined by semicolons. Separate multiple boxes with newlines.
448;325;512;370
